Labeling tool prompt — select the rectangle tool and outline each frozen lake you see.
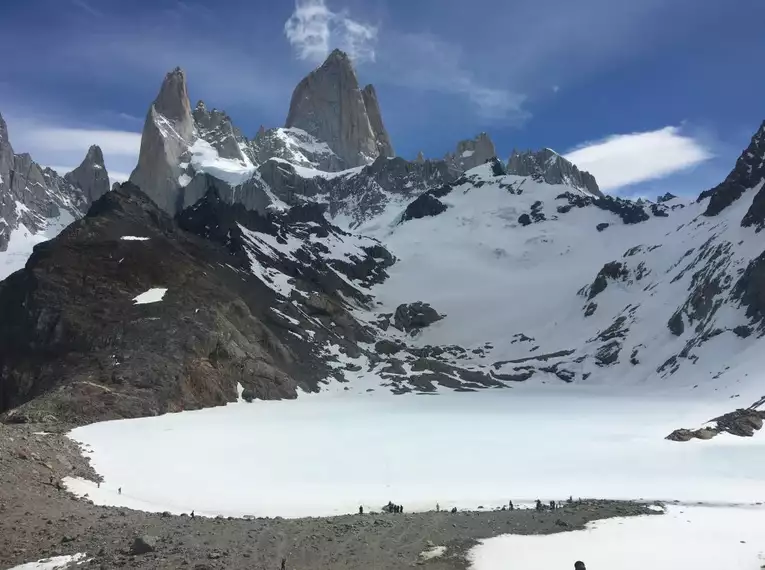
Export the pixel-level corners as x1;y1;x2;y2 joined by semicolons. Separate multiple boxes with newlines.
65;386;765;518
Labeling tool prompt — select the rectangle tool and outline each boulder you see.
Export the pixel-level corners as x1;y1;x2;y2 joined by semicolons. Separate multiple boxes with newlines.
131;535;158;555
394;302;444;333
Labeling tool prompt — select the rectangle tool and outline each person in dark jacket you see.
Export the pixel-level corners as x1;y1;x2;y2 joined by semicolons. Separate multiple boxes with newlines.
574;561;586;570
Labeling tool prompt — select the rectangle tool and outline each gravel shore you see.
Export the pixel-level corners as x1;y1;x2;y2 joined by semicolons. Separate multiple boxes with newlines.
0;423;656;570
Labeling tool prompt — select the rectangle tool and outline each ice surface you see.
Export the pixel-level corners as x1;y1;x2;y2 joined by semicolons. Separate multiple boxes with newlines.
64;387;765;519
132;288;167;305
468;505;765;570
120;236;150;241
5;553;88;570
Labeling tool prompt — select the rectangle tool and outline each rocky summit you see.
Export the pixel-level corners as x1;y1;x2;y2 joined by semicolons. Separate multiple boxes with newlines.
285;49;394;168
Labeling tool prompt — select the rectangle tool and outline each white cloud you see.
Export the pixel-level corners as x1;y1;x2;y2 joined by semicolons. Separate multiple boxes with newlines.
19;127;141;155
284;0;377;64
564;126;713;192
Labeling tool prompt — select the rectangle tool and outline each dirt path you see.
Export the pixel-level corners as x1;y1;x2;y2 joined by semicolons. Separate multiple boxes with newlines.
0;423;655;569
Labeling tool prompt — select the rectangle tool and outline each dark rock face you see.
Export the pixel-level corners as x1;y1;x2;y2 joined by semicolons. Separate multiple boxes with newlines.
700;120;765;217
555;191;656;225
741;179;765;232
657;192;677;203
393;302;444;333
667;311;685;336
586;262;628;300
668;401;765;442
0;183;384;425
507;148;602;197
734;250;765;326
400;190;449;223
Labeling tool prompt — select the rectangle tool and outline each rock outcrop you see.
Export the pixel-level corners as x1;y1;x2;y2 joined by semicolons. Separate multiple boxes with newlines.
697;120;765;228
394;302;444;333
192;101;248;163
64;145;110;204
507;148;602;197
445;133;496;172
284;49;394;168
129;67;195;214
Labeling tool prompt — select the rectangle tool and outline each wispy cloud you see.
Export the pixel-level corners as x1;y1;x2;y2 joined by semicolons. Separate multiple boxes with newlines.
564;126;713;192
20;127;141;155
284;0;377;64
378;32;527;123
70;0;101;17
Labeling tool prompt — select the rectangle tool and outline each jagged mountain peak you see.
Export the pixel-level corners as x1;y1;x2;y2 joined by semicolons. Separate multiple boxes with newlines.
507;147;602;197
444;133;497;173
284;49;394;169
154;67;191;124
64;144;110;204
700;119;765;220
129;67;195;214
325;48;353;66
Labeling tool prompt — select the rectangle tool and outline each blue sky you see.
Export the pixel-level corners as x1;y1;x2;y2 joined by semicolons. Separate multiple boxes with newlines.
0;0;762;197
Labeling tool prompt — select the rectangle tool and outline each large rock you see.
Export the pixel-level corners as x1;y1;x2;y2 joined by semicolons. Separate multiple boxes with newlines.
131;535;158;555
394;302;444;333
129;67;195;214
285;49;393;168
507;148;602;197
64;145;110;204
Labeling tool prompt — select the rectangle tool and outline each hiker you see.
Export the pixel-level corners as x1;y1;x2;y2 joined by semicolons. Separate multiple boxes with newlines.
400;505;404;514
535;499;543;511
550;500;556;511
508;500;514;511
574;561;586;570
118;487;122;495
451;507;457;514
281;557;286;570
97;482;100;489
191;510;195;519
359;505;363;515
436;502;440;512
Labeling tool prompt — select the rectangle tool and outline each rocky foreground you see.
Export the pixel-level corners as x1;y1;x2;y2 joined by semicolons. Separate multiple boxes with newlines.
0;422;655;570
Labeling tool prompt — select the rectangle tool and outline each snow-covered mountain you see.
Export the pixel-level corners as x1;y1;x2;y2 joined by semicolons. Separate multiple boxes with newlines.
1;48;764;426
0;112;110;280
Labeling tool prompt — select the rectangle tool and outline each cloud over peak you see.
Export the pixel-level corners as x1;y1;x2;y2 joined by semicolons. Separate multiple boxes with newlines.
284;0;377;65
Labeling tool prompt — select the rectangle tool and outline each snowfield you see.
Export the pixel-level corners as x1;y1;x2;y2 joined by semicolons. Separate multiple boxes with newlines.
65;386;765;519
468;505;765;570
132;287;168;305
